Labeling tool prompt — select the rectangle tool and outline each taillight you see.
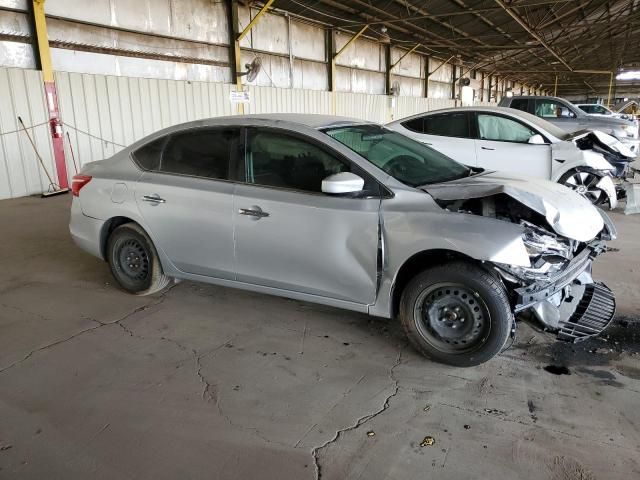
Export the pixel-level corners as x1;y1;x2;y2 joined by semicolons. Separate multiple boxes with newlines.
71;175;92;197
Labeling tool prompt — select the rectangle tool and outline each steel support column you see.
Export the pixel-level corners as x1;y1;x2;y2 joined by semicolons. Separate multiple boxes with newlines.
384;44;392;95
227;0;243;113
31;0;68;189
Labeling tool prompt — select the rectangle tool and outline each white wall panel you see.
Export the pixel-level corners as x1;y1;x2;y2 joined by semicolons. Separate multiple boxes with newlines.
428;58;452;83
335;92;388;123
0;67;55;200
55;71;234;175
428;81;452;99
245;85;331;116
291;20;325;62
335;35;383;72
45;0;230;45
390;47;422;78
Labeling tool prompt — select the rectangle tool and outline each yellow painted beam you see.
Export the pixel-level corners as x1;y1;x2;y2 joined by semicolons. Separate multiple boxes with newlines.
607;72;613;108
238;0;275;42
334;25;368;60
390;43;420;70
32;0;53;82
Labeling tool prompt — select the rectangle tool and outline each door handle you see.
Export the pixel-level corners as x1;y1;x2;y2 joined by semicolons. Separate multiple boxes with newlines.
142;194;166;204
481;146;495;150
239;207;270;219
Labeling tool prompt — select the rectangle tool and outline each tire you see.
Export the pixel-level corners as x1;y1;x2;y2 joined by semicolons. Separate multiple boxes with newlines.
559;169;607;205
107;223;171;296
398;261;512;367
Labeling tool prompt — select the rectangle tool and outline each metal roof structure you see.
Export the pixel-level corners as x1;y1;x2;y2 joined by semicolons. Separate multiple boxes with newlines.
276;0;640;96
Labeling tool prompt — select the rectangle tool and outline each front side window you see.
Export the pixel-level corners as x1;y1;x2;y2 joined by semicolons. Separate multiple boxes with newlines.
246;130;376;195
477;114;536;143
535;100;575;118
160;128;237;180
325;124;470;187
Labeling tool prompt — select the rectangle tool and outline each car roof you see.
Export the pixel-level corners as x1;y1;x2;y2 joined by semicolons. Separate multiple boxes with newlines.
178;114;369;130
123;114;374;154
388;105;534;123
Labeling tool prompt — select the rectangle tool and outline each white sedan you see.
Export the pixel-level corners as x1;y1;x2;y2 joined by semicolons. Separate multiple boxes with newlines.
387;106;618;207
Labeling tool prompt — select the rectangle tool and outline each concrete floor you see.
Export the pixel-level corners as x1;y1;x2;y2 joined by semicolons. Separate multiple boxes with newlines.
1;195;639;480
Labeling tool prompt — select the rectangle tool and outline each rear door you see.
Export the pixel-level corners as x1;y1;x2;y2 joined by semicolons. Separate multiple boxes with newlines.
232;128;380;305
399;112;477;166
135;127;239;279
474;112;552;179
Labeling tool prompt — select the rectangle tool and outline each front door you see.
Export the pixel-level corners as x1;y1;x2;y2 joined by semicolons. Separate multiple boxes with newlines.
474;112;552;178
233;128;380;305
135;127;239;279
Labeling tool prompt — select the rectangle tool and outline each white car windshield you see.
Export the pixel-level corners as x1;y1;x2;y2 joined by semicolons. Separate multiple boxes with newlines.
324;124;471;187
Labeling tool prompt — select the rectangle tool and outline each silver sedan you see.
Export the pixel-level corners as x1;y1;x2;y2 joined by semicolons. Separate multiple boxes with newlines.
70;114;616;366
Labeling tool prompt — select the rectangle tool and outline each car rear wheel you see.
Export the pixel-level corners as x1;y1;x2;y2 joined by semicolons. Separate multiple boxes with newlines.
107;223;170;296
398;261;512;367
559;169;607;205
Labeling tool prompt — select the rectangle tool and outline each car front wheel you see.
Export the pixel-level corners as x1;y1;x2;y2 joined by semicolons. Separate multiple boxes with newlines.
107;223;171;296
559;169;607;205
399;261;512;367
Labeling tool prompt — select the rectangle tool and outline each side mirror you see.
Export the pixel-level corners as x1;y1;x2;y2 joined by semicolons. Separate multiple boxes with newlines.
528;134;546;145
321;172;365;194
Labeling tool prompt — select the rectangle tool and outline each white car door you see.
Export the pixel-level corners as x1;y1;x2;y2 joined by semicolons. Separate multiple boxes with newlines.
474;113;552;179
394;112;477;167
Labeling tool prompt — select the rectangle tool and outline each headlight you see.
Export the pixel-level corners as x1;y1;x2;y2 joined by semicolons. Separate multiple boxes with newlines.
496;222;574;281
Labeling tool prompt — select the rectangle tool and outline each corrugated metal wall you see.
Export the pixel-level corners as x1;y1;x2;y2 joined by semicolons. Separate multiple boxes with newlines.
1;67;464;200
55;71;234;172
0;67;57;199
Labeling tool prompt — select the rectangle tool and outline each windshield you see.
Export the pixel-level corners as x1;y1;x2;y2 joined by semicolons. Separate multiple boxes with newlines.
323;124;471;187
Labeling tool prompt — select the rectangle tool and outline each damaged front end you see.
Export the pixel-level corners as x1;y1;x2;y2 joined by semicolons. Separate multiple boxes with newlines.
425;174;617;343
573;130;635;179
493;219;616;342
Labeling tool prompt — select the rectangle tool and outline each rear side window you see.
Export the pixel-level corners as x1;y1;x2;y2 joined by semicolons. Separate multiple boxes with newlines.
160;128;238;180
426;113;470;137
509;98;530;113
132;137;165;171
401;117;425;133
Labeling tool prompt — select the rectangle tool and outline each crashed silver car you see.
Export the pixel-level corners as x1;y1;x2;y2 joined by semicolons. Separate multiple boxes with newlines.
70;114;616;367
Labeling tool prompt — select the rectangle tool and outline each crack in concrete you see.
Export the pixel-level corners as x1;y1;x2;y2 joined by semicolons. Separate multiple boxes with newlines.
311;346;405;480
0;287;175;375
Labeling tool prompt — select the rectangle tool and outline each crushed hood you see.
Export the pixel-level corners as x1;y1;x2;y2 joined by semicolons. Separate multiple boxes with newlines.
423;172;604;242
570;130;635;159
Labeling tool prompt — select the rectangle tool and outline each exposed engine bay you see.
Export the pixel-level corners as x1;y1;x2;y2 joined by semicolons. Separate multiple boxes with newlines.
432;190;617;343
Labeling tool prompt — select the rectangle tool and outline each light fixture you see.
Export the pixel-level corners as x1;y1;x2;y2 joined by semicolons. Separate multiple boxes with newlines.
616;71;640;80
